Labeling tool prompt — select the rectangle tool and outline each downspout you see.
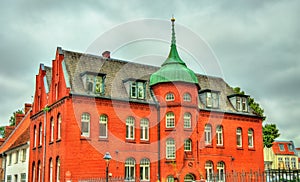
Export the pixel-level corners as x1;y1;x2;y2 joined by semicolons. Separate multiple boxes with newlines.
42;105;50;182
150;88;161;181
3;153;6;182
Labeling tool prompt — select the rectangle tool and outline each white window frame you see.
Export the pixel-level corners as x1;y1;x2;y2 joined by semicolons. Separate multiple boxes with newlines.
184;139;192;152
21;173;26;182
50;117;54;142
184;174;194;182
166;112;175;128
126;117;135;140
248;129;254;148
205;124;212;145
184;113;191;129
39;123;43;146
140;158;150;181
140;118;149;141
99;114;108;138
94;76;104;94
216;125;223;146
217;162;225;182
236;128;242;148
56;158;60;182
205;161;214;181
166;138;176;159
285;157;290;169
81;113;90;137
165;92;175;101
206;92;219;108
291;158;296;169
183;93;191;102
125;158;135;181
34;125;37;148
57;114;62;139
49;158;53;182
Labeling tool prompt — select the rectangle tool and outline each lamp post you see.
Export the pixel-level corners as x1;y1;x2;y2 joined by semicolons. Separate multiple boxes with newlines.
103;152;112;182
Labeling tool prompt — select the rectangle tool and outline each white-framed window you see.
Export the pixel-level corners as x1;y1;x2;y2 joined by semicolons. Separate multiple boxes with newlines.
166;112;175;128
57;114;62;139
95;76;104;94
216;125;223;146
288;143;294;151
32;162;36;182
125;158;135;181
165;92;175;101
291;158;296;169
184;174;195;182
21;173;26;182
285;157;290;169
34;125;37;148
278;157;283;168
39;122;43;146
236;128;242;148
81;113;90;137
99;114;108;138
15;150;19;163
84;74;105;94
184;112;191;128
140;118;149;141
206;92;219;108
7;175;12;182
50;117;54;142
56;157;60;182
217;161;225;182
236;96;248;112
166;138;176;159
205;161;214;181
242;97;247;111
49;158;53;182
184;139;192;152
8;153;12;166
21;148;26;162
126;117;135;140
248;129;254;148
167;175;175;182
130;81;145;99
38;161;41;182
279;144;285;151
205;124;212;145
140;158;150;181
183;93;191;102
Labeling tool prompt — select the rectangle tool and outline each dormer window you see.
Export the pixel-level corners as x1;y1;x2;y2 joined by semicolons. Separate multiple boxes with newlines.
279;144;285;151
123;79;146;100
199;90;219;109
228;94;249;112
81;71;106;95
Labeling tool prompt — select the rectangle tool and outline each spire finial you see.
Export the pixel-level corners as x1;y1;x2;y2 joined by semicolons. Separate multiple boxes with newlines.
171;16;176;45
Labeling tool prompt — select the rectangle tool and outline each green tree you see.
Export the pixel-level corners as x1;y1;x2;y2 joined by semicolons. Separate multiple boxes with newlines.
263;124;280;148
0;127;4;138
0;109;24;138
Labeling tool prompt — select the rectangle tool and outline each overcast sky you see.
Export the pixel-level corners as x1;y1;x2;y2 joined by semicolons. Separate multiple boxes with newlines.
1;1;299;146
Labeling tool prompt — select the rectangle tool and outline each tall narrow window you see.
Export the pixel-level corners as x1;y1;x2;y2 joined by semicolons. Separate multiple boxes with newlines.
129;81;145;99
126;117;135;140
216;125;223;146
95;76;104;94
21;173;26;182
248;129;254;148
50;117;54;142
242;97;247;111
7;175;12;182
204;124;212;145
39;123;43;146
34;125;37;148
205;161;214;181
140;118;149;141
21;149;26;162
285;157;290;169
291;158;296;169
38;161;41;182
217;162;225;182
166;112;175;128
137;82;145;99
81;113;90;137
49;158;53;182
206;92;219;108
57;114;62;139
165;92;175;101
184;139;192;152
56;157;60;182
130;82;137;98
32;162;36;182
183;93;191;102
236;128;242;147
140;158;150;181
99;114;108;138
236;97;241;111
184;113;191;129
166;138;176;159
125;158;135;181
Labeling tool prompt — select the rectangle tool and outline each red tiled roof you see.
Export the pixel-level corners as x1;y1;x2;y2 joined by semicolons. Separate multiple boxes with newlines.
272;141;295;155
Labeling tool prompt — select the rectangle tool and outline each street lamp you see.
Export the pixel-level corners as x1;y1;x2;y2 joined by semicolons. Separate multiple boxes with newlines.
103;152;112;182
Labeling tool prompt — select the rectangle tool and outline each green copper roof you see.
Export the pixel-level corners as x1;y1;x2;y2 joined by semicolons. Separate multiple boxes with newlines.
149;17;198;86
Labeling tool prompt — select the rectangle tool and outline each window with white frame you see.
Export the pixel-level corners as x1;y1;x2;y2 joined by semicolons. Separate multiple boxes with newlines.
7;175;12;182
15;150;19;163
184;113;191;129
216;125;223;146
21;148;26;162
291;158;296;169
217;161;225;182
95;76;104;94
205;124;212;145
236;128;242;147
8;153;12;165
57;114;62;139
32;162;36;182
288;143;294;151
39;123;43;146
183;93;191;102
56;157;60;182
130;81;145;99
236;96;248;112
165;92;175;101
166;138;176;159
126;117;135;140
49;158;53;182
50;117;54;142
248;129;254;148
140;118;149;141
81;113;90;137
34;125;37;148
83;73;105;95
205;161;214;181
184;139;192;152
21;173;26;182
278;157;283;168
206;91;219;108
279;144;285;151
184;174;194;182
125;158;135;181
166;112;175;128
38;161;41;182
285;157;290;169
167;176;175;182
99;114;108;138
140;158;150;181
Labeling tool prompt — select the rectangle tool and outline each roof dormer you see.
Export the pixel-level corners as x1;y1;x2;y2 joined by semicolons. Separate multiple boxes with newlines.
80;71;106;95
228;94;249;112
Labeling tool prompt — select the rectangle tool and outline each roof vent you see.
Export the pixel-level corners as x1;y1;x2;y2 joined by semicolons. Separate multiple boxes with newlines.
102;51;110;59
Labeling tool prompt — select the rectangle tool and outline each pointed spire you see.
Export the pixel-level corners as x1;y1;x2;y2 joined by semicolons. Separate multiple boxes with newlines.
171;16;176;45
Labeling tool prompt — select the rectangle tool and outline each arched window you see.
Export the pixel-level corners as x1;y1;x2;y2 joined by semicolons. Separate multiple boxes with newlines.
32;162;36;182
248;128;254;148
99;114;108;138
183;93;191;102
205;161;214;181
33;125;37;148
38;160;41;182
166;138;176;159
167;175;175;182
125;158;135;181
217;161;225;182
216;125;223;146
56;157;60;182
184;113;191;128
140;118;149;141
184;139;192;152
57;114;62;139
81;113;90;137
165;92;175;101
205;124;212;145
236;127;242;147
166;112;175;128
49;158;53;182
126;117;135;140
39;123;42;146
50;117;54;142
184;174;195;182
140;158;150;181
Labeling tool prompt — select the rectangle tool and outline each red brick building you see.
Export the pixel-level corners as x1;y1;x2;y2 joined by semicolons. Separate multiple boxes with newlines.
29;18;264;181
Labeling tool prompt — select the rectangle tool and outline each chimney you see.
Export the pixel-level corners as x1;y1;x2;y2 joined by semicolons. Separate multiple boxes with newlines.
24;103;32;114
4;126;15;138
15;113;25;126
102;51;111;59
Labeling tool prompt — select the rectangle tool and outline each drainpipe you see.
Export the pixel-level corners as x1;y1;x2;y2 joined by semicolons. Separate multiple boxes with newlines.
42;105;50;182
150;89;161;181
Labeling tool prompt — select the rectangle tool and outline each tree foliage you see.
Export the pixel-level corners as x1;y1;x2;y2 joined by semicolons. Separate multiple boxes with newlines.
0;109;24;138
263;124;280;148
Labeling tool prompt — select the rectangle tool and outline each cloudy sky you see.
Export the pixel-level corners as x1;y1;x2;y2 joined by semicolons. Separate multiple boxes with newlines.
1;1;299;146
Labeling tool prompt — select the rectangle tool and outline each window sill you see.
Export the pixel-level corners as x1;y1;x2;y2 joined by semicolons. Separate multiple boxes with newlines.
126;139;136;143
216;145;224;149
32;147;36;150
248;147;255;151
49;141;54;145
56;138;61;143
236;147;243;150
98;138;108;142
165;159;176;163
140;140;150;144
205;144;213;148
80;136;91;141
184;128;192;131
165;128;175;132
